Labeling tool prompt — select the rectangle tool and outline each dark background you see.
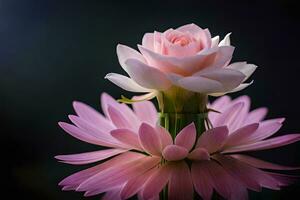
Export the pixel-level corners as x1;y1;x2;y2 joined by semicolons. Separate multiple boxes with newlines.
1;0;300;199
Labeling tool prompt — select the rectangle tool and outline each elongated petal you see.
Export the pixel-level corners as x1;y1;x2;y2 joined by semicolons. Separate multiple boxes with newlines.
105;73;151;93
192;161;214;200
142;164;171;199
133;100;158;126
55;149;127;165
224;123;259;147
175;123;196;151
110;129;142;150
168;161;193;200
77;156;159;193
245;118;284;143
117;44;146;73
125;58;171;90
243;107;268;125
230;154;300;170
138;123;162;155
223;134;300;153
121;168;156;199
59;152;144;190
162;145;188;161
58;122;117;147
107;106;134;130
196;126;229;153
72;101;114;132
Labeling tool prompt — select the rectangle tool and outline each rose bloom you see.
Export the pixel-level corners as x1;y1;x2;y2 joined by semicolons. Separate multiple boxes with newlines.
105;24;257;99
56;93;299;200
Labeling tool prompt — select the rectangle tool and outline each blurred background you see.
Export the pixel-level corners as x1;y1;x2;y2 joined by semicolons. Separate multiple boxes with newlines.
1;0;300;199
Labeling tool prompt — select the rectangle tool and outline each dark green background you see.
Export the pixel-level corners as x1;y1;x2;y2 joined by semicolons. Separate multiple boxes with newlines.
1;0;300;199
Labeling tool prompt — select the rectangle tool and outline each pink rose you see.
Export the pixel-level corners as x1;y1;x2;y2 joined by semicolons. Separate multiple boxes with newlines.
106;24;256;97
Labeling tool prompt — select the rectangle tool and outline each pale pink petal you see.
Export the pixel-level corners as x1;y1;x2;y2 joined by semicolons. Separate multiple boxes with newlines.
211;36;220;47
59;152;144;190
227;62;257;81
108;106;136;130
72;101;114;132
162;145;188;161
105;73;151;93
219;33;231;46
198;68;245;91
177;76;224;93
110;129;142;150
224;123;259;147
138;123;162;155
77;156;160;193
243;107;268;125
121;167;156;199
196;126;229;153
155;125;173;148
208;95;231;123
55;149;127;165
230;154;300;170
245;118;284;143
175;123;196;151
117;44;146;73
192;161;214;200
100;93;140;128
124;58;172;90
223;134;300;153
168;161;193;200
142;164;171;199
101;188;122;200
132;100;158;126
188;147;210;161
176;23;204;36
68;115;120;146
58;122;117;147
212;102;245;132
206;46;235;68
142;33;154;50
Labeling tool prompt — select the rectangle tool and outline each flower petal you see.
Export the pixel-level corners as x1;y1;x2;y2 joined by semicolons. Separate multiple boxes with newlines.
142;33;154;50
227;62;257;81
230;154;300;170
132;100;158;126
162;145;188;161
244;107;268;125
155;125;173;149
105;73;151;93
175;123;196;151
196;126;229;153
177;76;223;93
223;134;300;153
125;58;172;90
117;44;146;73
142;164;171;199
138;123;162;155
219;33;231;46
168;161;193;200
110;128;142;150
188;147;210;161
55;149;127;165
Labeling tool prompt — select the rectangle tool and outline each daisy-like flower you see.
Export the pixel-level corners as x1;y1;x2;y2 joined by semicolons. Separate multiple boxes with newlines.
105;23;256;101
56;94;300;199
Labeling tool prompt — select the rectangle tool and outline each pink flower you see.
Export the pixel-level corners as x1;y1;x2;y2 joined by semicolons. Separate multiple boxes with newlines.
56;94;300;199
105;24;256;98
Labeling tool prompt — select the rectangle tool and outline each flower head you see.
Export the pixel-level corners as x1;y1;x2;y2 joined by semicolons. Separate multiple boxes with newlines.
105;23;256;100
56;94;300;199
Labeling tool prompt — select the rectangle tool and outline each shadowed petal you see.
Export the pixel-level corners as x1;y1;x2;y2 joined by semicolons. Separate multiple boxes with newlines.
55;149;127;165
132;100;158;126
188;147;210;161
168;161;193;200
175;123;196;151
162;145;188;161
196;126;229;153
138;123;162;155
